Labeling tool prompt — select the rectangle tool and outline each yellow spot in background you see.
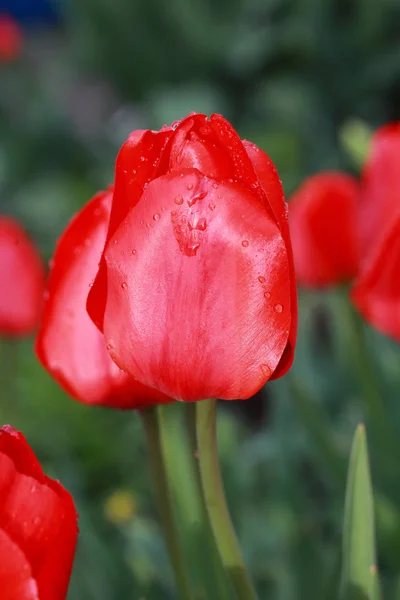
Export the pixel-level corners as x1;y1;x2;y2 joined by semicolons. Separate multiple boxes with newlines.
104;489;137;525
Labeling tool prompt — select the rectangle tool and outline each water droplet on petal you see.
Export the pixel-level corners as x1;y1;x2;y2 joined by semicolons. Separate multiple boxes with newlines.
208;202;216;211
197;218;207;231
242;240;249;247
188;191;207;207
153;213;160;221
174;195;184;205
213;183;219;189
258;276;266;283
132;169;137;175
264;292;271;299
274;304;283;313
186;243;200;256
131;249;137;255
121;282;128;290
113;239;118;245
260;364;271;377
187;183;194;191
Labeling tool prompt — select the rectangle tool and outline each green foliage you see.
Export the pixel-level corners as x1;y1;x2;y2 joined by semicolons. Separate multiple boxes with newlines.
340;425;379;600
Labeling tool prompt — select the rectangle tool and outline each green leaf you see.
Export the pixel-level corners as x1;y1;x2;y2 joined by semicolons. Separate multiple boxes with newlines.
340;424;380;600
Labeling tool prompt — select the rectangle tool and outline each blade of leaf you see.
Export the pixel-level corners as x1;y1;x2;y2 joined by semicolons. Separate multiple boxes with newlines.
340;424;380;600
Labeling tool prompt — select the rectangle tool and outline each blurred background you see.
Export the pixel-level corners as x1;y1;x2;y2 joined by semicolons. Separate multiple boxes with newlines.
1;0;400;598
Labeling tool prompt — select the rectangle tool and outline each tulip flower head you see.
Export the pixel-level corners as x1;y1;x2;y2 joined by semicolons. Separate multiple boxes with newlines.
0;14;22;62
87;113;297;401
0;217;45;336
351;122;400;340
0;425;78;600
36;190;172;408
289;172;359;288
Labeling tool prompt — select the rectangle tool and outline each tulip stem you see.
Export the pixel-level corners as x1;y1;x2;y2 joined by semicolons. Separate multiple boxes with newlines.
340;293;398;464
196;398;258;600
140;406;194;600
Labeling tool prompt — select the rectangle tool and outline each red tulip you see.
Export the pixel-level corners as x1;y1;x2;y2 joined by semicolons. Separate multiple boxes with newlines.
358;122;400;256
0;424;78;600
351;123;400;340
351;214;400;340
87;113;297;401
36;190;172;408
0;14;23;62
289;172;359;288
0;217;45;336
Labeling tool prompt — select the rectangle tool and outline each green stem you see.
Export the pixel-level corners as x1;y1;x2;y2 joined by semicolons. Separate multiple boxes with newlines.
141;406;194;600
196;399;258;600
185;403;232;600
343;298;398;456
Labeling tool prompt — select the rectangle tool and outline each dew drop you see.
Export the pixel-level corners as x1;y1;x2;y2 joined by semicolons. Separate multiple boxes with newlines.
274;304;283;313
242;240;249;247
260;364;271;377
197;218;207;231
106;343;113;351
131;249;137;255
132;169;137;175
153;213;160;221
188;191;207;207
264;292;271;299
187;183;194;191
113;239;118;245
208;202;216;211
174;195;184;205
140;156;146;162
213;183;219;189
258;276;266;284
121;282;128;290
186;243;200;256
161;206;166;211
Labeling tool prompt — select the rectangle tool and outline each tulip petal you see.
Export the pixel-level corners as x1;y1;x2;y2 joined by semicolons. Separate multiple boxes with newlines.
165;113;234;179
0;530;39;600
351;214;400;341
288;172;359;287
0;426;78;600
359;122;400;255
244;142;297;378
104;170;291;401
0;218;45;336
36;191;171;408
88;128;173;330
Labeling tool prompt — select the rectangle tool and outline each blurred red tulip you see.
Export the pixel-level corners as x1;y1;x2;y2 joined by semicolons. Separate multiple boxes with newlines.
36;190;172;408
0;14;23;62
0;217;45;336
87;113;297;401
0;424;78;600
351;123;400;340
351;214;400;340
288;172;360;288
358;122;400;256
